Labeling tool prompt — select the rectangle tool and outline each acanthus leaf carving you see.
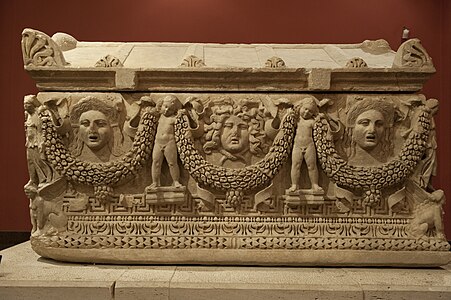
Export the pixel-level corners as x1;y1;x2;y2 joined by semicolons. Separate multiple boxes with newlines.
180;55;206;67
393;38;434;68
265;56;286;68
22;28;67;67
346;57;368;68
95;55;123;67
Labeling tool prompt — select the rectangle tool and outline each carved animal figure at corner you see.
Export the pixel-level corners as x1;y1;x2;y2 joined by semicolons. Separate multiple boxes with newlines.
24;178;68;236
408;189;445;239
150;95;183;188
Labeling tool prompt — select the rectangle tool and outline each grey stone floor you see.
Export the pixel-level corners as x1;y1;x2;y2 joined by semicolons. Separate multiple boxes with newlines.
1;242;450;300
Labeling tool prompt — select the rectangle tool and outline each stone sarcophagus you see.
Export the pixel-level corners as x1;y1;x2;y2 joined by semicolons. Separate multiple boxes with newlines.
22;28;450;266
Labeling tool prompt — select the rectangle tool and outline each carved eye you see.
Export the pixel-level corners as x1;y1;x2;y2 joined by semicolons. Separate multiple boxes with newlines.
375;120;385;127
80;120;90;127
224;122;233;128
96;120;108;128
238;124;249;130
358;119;370;126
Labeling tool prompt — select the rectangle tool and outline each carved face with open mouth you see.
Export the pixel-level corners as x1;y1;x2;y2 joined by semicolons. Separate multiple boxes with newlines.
220;115;250;154
353;109;385;151
79;110;112;151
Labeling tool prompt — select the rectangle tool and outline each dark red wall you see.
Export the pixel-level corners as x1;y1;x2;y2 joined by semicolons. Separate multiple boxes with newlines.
1;0;450;236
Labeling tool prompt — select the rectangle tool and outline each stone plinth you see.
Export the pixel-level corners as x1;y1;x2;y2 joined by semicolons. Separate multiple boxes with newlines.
1;242;451;300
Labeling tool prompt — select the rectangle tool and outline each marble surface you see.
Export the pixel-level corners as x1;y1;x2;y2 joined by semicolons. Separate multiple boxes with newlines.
22;29;435;92
1;242;450;299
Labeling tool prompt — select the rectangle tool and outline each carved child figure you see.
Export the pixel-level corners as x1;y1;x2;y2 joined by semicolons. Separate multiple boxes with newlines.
289;98;324;193
150;95;183;188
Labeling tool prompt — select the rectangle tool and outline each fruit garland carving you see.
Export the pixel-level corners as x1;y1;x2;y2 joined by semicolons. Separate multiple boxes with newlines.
313;105;431;206
39;107;158;201
174;109;297;207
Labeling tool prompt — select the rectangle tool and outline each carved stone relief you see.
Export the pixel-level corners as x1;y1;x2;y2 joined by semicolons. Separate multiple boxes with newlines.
346;57;368;68
265;56;286;68
21;28;67;67
20;30;449;266
180;55;206;67
393;38;434;68
23;92;449;264
95;55;123;67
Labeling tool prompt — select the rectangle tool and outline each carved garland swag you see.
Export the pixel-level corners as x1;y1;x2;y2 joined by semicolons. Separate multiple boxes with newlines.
38;104;431;205
313;105;431;206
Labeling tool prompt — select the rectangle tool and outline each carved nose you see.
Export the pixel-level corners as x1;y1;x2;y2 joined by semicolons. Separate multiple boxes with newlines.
88;123;98;132
230;126;240;136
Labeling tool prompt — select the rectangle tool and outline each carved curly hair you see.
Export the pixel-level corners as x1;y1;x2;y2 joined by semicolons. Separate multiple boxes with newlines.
203;99;268;157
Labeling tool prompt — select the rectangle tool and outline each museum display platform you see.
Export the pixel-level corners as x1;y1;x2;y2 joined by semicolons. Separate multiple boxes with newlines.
1;242;450;300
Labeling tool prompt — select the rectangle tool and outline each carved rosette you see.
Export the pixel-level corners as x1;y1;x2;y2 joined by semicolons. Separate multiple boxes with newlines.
21;28;67;67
